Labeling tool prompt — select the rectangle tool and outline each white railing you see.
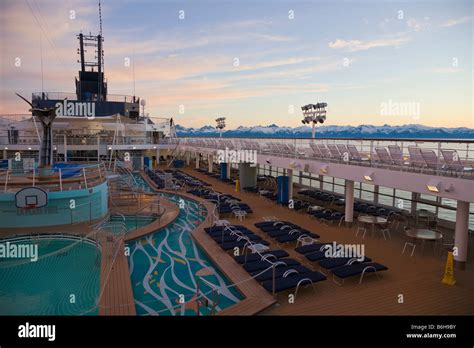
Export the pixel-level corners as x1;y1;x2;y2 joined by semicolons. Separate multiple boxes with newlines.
176;137;474;179
2;162;107;193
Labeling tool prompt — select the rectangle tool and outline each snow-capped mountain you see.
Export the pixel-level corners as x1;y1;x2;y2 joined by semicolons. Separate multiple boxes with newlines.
175;124;474;139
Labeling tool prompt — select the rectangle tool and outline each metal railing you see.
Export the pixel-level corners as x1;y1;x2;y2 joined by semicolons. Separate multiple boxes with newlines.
32;91;138;103
176;137;474;179
0;135;167;146
1;162;107;193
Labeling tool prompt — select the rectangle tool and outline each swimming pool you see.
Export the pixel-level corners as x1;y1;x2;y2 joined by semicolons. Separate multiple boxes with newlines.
0;234;101;315
127;180;243;315
108;214;155;232
131;173;153;192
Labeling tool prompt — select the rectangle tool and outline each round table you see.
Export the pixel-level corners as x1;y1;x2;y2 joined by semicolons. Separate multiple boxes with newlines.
357;215;388;238
416;210;437;227
405;228;443;254
358;216;388;225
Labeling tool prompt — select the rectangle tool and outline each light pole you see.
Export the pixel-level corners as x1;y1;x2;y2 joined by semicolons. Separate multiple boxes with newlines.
301;102;327;139
215;117;226;138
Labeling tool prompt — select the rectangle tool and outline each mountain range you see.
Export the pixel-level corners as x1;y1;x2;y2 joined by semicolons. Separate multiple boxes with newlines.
175;124;474;139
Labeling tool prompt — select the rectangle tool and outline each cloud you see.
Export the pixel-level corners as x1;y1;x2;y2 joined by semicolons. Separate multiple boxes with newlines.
406;17;431;32
328;35;410;51
440;16;473;28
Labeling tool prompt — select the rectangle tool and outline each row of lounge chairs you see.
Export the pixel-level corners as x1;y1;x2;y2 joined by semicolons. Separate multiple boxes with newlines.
307;207;345;226
145;168;165;189
187;188;253;214
299;188;399;218
295;242;388;285
171;170;210;187
204;223;327;297
254;220;320;244
204;224;269;251
298;189;345;206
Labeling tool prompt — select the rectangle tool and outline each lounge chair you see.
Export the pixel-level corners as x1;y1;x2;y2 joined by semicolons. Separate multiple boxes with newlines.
243;257;300;273
295;242;333;255
331;262;388;285
262;271;327;298
234;250;289;264
327;144;342;160
318;256;372;273
253;265;311;282
317;144;331;158
336;144;350;162
375;147;393;166
309;143;323;158
441;149;474;176
347;144;369;162
408;146;426;171
388;145;404;166
421;150;441;172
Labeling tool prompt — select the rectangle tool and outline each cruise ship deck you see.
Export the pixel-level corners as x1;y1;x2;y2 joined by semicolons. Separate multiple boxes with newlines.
173;164;474;315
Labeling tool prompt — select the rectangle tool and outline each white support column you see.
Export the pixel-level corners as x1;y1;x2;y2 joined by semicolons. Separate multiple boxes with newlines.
156;149;160;166
345;180;354;223
287;168;293;201
454;200;469;270
226;162;231;179
185;152;190;166
374;185;379;205
195;153;200;169
208;155;213;173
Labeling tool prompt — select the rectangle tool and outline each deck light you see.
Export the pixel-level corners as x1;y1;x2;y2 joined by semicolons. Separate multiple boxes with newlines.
215;117;226;138
363;172;374;182
426;179;440;193
300;102;327;138
28;147;32;150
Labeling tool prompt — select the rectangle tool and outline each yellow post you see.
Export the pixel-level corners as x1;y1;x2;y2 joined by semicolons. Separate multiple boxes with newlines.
235;179;239;192
441;250;456;286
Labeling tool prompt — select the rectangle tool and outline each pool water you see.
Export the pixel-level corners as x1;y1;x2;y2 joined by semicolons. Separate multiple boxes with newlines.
127;180;243;315
131;173;153;193
109;215;155;232
0;236;101;315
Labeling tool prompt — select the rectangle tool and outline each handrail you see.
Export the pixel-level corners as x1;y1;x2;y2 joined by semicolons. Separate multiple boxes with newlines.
175;135;474;143
1;162;107;193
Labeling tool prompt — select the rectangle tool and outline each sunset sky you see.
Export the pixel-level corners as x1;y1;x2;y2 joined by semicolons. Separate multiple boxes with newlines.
0;0;472;129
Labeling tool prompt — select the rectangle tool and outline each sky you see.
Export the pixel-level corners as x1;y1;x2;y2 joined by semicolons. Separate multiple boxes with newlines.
0;0;472;129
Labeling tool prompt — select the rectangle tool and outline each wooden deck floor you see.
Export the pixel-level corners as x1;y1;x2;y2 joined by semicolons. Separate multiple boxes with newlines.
179;165;474;315
98;238;136;315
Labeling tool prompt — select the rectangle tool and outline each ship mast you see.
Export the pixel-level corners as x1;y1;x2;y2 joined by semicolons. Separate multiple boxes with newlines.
75;1;106;102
